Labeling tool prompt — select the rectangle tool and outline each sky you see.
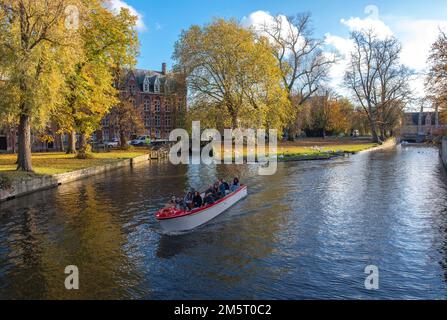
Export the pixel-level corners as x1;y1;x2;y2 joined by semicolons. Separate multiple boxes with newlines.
108;0;447;107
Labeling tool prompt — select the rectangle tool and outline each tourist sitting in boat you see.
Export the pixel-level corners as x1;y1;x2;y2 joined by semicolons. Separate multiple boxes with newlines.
213;183;222;199
230;177;240;192
176;197;188;210
183;191;194;210
219;178;230;195
165;195;177;209
203;192;215;206
192;191;203;208
205;185;214;195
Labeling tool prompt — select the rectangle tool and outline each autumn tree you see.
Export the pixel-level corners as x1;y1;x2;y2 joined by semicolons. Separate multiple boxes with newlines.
427;31;447;123
258;13;335;139
108;97;144;148
298;92;353;138
173;19;290;133
61;1;139;159
344;31;412;143
0;0;81;171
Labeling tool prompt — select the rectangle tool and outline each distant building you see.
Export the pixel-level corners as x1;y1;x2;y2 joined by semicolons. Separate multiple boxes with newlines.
401;111;446;141
96;63;186;142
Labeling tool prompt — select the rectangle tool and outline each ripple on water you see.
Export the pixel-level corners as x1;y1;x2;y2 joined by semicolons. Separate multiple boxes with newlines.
0;145;446;299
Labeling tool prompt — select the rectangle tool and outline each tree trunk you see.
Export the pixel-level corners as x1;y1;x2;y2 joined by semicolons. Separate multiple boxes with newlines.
59;134;65;152
16;114;33;172
368;115;381;144
380;127;386;142
287;127;295;141
231;112;238;129
76;132;89;159
371;129;380;144
120;131;127;149
66;131;76;154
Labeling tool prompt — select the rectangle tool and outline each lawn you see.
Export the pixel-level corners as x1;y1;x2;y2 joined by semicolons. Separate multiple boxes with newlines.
0;138;378;180
221;138;378;159
0;150;149;179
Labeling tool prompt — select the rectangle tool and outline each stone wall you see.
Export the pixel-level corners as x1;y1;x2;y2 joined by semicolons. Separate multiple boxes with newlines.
0;153;149;202
442;137;447;169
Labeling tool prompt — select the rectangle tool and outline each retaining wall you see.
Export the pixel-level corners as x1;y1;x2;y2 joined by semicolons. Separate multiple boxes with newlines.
0;153;149;202
442;137;447;169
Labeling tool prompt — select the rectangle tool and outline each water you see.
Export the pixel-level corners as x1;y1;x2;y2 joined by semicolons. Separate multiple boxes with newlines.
0;145;446;299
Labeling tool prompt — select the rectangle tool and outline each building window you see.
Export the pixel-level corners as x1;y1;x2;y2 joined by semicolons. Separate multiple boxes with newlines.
102;116;109;126
144;83;149;93
154;81;160;93
155;129;161;139
165;116;171;127
130;84;136;95
155;115;160;127
144;115;151;127
166;104;171;113
103;129;109;141
144;99;151;111
155;99;161;112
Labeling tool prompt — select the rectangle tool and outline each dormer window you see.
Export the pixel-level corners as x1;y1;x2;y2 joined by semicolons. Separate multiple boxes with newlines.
143;75;151;93
154;77;160;93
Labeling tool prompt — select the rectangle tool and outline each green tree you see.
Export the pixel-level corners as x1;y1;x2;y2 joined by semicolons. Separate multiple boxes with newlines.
62;1;139;159
173;19;289;133
0;0;81;171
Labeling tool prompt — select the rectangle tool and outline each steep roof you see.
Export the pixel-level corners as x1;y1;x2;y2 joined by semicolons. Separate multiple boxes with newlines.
128;69;167;90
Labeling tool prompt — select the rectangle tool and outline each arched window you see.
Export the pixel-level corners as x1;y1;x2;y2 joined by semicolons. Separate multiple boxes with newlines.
144;99;151;112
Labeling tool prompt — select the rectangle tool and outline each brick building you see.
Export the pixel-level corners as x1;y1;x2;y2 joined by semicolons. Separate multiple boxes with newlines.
96;63;186;142
0;63;186;153
401;111;446;141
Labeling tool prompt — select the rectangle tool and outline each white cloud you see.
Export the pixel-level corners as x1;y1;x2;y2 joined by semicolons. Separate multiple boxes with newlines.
393;19;447;71
106;0;146;31
243;8;447;102
241;10;306;53
325;7;447;101
340;17;393;39
241;10;274;29
324;34;354;95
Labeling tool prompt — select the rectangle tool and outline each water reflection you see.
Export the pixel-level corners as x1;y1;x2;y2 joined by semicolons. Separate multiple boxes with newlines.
0;146;447;299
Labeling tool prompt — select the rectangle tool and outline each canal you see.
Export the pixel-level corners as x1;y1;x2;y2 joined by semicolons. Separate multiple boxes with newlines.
0;145;446;299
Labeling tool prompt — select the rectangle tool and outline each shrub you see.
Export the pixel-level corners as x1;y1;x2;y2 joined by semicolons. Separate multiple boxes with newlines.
0;174;12;191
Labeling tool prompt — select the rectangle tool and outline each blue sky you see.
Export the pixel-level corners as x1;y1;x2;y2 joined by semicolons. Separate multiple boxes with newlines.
115;0;447;70
108;0;447;102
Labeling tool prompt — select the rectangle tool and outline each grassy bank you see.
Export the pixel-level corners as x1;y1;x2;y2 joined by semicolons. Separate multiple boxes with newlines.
276;139;377;161
221;138;378;161
1;138;378;182
0;150;149;181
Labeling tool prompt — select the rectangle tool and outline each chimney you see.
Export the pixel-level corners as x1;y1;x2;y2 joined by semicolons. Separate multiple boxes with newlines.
162;62;167;75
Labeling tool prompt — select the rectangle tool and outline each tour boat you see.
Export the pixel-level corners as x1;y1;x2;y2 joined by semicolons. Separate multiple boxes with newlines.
156;185;248;233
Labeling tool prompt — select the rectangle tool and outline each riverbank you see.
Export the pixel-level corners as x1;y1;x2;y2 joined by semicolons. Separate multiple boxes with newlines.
0;138;385;202
442;137;447;169
276;137;381;162
0;151;150;202
221;137;379;162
